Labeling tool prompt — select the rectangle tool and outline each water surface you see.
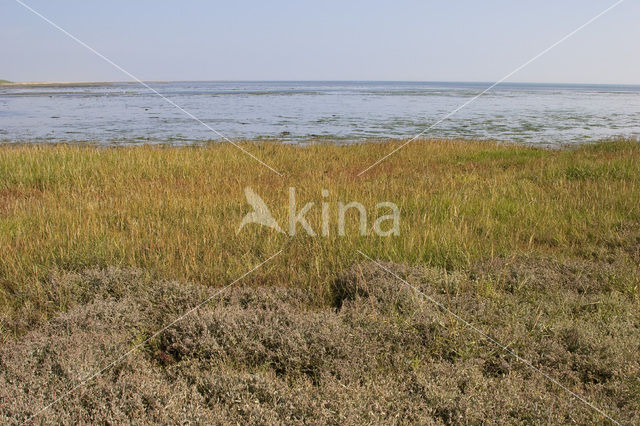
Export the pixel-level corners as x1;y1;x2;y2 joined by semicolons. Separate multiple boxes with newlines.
1;81;639;145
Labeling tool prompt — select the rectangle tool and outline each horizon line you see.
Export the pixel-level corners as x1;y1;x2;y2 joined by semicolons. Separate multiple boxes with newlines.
3;79;640;87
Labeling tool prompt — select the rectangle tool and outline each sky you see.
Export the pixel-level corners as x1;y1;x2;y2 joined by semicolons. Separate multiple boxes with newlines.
1;0;638;84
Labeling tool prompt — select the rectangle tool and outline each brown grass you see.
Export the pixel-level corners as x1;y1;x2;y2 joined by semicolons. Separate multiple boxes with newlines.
0;258;637;424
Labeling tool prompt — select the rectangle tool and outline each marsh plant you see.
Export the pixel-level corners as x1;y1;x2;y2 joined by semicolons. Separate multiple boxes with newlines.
237;187;400;237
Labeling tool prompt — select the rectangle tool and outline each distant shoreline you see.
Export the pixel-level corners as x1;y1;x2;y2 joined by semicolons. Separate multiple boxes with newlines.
0;81;125;88
2;80;640;88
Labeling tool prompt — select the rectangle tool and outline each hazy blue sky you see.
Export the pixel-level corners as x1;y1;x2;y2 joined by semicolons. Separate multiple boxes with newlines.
2;0;638;84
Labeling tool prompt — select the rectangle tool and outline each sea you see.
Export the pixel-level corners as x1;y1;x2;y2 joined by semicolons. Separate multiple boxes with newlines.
1;81;639;146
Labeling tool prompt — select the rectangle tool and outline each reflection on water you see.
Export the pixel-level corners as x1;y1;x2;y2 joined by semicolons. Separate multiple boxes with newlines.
1;81;639;145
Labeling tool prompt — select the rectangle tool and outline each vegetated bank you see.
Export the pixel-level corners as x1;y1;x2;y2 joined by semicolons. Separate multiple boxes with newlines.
0;138;638;423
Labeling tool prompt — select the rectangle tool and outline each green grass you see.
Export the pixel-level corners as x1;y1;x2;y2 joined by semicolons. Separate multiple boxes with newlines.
0;138;639;327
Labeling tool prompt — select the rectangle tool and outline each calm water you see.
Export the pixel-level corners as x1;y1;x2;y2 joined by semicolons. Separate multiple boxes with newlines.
1;81;639;146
